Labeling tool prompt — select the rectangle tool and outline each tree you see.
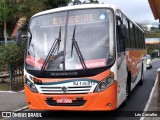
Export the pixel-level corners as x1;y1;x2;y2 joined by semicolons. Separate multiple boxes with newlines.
44;0;72;9
73;0;81;5
0;0;75;41
8;0;45;20
93;0;99;3
0;0;11;45
83;0;99;4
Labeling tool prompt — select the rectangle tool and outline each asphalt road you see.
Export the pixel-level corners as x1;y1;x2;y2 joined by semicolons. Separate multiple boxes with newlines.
6;59;160;120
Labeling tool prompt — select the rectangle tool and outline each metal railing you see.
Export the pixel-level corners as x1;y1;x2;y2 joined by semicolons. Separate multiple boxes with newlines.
0;40;16;46
0;63;24;91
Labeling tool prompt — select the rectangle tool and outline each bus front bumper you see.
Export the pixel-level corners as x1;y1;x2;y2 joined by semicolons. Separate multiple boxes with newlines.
24;82;117;111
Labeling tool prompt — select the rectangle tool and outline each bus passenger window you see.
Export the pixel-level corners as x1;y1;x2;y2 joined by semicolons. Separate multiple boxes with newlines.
117;24;126;53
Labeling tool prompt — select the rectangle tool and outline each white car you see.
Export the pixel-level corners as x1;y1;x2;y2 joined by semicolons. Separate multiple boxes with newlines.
146;54;152;69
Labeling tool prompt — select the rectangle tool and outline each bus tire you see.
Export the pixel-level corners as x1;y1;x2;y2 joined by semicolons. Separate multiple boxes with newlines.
138;65;144;86
126;81;131;100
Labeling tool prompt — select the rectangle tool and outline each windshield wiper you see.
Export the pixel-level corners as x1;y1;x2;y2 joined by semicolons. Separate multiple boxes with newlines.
41;26;62;72
71;25;87;71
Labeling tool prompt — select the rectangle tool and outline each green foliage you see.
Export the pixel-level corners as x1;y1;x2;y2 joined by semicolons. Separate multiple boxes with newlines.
0;0;12;44
0;0;11;21
9;0;72;20
7;0;45;20
44;0;72;9
82;0;99;4
147;45;154;54
145;30;160;38
146;45;160;58
0;43;25;64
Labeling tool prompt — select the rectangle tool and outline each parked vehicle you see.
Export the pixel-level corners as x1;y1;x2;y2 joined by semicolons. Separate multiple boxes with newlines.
146;54;152;69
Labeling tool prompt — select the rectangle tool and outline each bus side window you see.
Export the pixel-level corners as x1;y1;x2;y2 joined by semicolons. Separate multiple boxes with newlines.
116;19;126;53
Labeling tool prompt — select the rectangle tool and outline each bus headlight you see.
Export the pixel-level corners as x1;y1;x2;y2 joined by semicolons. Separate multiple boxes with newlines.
94;77;114;92
25;78;38;93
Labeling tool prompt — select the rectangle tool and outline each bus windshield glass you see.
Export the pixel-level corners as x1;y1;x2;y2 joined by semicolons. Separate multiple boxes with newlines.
25;8;114;71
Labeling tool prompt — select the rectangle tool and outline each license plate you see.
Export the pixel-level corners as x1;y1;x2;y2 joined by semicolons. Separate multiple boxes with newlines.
56;98;72;103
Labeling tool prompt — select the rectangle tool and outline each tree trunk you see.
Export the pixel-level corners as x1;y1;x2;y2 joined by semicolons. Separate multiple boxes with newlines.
4;20;7;46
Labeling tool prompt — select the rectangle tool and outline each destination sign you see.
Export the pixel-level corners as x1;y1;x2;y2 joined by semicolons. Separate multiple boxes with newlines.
52;13;107;25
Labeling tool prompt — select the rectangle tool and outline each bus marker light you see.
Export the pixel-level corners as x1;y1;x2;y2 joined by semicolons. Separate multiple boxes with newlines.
107;103;112;107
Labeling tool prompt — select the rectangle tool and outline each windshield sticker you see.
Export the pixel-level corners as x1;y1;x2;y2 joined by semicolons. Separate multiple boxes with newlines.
26;55;48;70
76;59;106;69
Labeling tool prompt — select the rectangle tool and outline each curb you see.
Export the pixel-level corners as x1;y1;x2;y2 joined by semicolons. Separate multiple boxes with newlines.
14;106;28;112
140;75;158;120
0;90;24;93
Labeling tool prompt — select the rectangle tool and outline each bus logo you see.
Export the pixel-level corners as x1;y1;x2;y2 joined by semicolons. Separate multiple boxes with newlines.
62;86;67;93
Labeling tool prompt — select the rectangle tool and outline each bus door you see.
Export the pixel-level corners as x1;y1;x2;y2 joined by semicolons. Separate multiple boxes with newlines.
116;16;128;107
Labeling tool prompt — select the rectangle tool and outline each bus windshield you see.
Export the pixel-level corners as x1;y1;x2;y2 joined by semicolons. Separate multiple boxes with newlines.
25;8;114;71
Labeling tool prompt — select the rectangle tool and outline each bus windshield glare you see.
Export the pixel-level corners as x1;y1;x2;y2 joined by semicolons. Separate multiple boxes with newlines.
25;8;114;71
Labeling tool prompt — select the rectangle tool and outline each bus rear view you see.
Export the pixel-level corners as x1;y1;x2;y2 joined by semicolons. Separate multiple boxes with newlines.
22;4;146;111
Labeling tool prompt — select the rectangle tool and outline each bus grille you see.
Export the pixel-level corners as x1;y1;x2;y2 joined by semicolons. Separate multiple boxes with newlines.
45;99;87;106
38;86;93;94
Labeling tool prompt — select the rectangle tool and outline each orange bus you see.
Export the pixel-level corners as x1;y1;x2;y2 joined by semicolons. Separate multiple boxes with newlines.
18;4;146;111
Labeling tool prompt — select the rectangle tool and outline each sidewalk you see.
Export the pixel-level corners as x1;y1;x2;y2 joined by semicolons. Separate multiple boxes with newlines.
141;74;160;120
0;91;27;111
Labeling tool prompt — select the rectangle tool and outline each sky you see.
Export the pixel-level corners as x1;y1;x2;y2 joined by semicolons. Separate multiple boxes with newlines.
80;0;159;26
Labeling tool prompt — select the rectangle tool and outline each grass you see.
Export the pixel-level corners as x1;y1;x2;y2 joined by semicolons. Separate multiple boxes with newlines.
0;81;10;91
0;79;24;91
0;64;8;72
12;82;24;91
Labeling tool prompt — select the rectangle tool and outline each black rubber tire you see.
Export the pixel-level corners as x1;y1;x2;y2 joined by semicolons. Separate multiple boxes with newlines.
126;81;131;99
138;66;144;86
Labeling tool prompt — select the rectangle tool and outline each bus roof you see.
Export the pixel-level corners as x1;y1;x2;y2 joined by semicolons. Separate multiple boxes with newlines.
32;4;119;18
31;4;144;32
